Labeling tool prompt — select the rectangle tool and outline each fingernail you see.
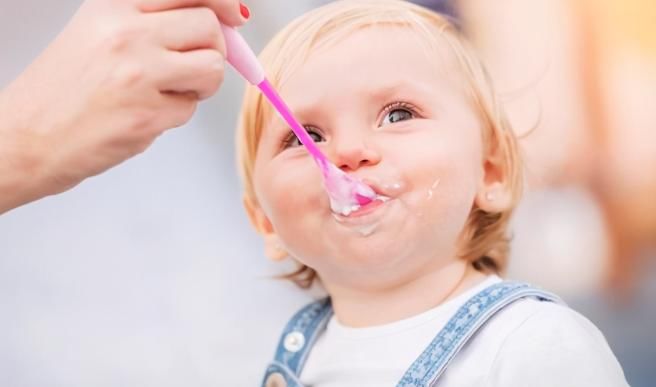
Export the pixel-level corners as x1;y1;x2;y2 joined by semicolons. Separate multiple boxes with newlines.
240;3;250;20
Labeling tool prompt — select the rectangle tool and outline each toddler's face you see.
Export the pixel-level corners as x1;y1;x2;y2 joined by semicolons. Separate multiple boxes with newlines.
249;27;490;290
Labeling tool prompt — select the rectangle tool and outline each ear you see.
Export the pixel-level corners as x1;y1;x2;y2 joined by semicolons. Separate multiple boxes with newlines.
243;195;289;262
473;152;513;213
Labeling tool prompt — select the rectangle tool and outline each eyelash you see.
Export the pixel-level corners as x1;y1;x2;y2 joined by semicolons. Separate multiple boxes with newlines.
279;101;420;150
379;101;419;125
281;126;324;149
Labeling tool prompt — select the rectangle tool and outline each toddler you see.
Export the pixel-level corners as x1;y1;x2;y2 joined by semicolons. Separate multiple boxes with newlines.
235;1;629;386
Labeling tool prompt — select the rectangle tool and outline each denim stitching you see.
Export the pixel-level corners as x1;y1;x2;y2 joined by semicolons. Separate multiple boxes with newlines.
396;282;561;387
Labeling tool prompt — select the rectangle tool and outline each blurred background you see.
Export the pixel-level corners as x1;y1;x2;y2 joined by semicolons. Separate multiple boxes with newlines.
1;0;654;386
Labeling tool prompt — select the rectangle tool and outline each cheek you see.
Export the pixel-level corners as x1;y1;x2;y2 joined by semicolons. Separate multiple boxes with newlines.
253;159;333;262
401;159;477;254
397;132;482;221
407;160;476;221
253;157;327;228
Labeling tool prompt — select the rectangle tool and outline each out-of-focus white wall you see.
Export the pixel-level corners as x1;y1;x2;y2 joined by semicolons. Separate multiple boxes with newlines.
0;1;317;385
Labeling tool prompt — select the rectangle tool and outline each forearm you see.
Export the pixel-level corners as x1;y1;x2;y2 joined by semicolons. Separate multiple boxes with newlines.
0;84;48;214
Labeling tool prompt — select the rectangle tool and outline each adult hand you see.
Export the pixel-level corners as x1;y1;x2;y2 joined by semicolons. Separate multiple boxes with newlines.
0;0;249;213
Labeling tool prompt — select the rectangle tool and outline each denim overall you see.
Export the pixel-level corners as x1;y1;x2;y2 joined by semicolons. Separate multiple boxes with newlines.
261;281;562;387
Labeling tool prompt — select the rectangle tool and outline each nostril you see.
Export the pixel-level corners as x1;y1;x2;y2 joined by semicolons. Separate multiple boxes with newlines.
339;159;371;172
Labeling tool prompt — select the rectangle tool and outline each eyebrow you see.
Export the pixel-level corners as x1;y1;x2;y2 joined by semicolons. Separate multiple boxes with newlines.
285;78;437;121
366;79;436;102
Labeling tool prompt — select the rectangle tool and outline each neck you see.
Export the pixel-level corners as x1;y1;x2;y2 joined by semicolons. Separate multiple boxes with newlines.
324;261;489;327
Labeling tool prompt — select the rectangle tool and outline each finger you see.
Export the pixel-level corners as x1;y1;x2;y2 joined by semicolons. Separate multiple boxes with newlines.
156;49;225;100
154;92;199;130
146;7;225;54
137;0;246;26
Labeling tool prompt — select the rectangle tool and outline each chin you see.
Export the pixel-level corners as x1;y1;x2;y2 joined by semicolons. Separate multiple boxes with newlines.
332;236;408;269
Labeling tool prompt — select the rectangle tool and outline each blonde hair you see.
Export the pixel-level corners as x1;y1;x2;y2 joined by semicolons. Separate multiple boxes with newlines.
236;0;522;288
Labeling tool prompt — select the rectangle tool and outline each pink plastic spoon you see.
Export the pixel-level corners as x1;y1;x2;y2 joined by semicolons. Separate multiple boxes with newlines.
220;25;375;215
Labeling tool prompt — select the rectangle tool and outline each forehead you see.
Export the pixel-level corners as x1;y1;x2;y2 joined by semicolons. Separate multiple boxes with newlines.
277;25;465;105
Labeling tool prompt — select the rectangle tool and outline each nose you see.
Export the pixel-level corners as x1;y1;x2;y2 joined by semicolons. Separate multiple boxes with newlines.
331;131;381;172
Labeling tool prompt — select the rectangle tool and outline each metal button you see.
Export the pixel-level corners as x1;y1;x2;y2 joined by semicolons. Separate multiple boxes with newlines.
283;331;306;352
264;372;287;387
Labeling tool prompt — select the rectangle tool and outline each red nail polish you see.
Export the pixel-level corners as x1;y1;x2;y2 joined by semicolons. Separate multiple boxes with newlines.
240;3;250;19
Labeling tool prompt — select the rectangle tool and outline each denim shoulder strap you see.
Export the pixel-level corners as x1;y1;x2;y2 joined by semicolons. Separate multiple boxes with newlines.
397;281;562;387
261;297;333;387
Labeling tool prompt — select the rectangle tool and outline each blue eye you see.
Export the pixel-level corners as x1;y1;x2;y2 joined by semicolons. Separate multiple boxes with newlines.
383;109;413;124
283;128;325;148
380;103;416;126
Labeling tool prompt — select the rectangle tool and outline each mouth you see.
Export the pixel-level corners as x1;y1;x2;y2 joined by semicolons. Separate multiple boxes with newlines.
329;198;392;243
329;176;402;236
331;176;394;212
345;194;390;217
330;193;393;237
331;191;393;225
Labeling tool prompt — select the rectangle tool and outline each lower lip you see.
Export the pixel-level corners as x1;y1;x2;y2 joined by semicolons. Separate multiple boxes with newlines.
332;198;392;225
348;199;386;217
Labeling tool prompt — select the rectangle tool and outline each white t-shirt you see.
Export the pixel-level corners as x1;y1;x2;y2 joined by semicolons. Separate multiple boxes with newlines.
300;276;628;387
